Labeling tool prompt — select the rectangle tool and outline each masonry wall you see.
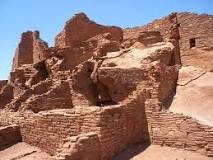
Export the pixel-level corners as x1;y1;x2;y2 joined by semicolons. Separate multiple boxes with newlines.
0;66;151;159
178;13;213;55
150;110;213;157
124;12;213;56
144;81;213;157
21;80;73;112
0;84;13;108
0;80;7;91
47;45;94;72
0;125;21;149
0;108;98;154
33;31;48;63
12;31;34;69
2;12;212;159
55;13;123;47
12;31;48;70
56;132;101;160
0;95;148;160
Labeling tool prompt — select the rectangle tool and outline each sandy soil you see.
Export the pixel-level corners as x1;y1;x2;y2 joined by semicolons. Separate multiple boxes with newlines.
0;142;52;160
2;143;211;160
113;144;213;160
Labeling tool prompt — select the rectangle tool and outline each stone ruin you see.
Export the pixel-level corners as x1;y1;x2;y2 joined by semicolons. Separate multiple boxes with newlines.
0;12;213;159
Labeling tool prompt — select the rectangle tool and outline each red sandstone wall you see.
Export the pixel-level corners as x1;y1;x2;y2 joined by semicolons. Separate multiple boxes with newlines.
56;133;101;160
0;98;147;160
124;12;213;56
144;72;213;157
12;31;48;70
13;31;34;69
0;84;13;108
178;13;213;55
2;12;213;159
0;67;150;159
0;80;7;91
150;109;213;157
33;31;48;63
55;13;123;47
47;46;94;72
0;125;21;149
21;80;73;112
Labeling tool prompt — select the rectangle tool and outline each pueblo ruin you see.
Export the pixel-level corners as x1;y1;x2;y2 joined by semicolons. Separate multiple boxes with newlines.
0;12;213;160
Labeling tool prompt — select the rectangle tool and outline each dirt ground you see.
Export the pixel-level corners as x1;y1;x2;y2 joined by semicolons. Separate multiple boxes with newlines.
113;144;213;160
0;142;213;160
0;142;53;160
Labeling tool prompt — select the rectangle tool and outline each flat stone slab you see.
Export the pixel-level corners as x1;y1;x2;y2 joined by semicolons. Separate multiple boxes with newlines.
102;42;174;69
177;66;206;86
170;66;213;126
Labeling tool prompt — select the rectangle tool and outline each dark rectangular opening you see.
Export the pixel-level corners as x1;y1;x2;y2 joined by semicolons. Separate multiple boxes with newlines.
189;38;196;48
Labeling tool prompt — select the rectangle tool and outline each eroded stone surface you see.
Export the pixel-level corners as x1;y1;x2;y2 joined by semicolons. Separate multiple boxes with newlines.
55;13;123;47
170;67;213;126
12;31;48;70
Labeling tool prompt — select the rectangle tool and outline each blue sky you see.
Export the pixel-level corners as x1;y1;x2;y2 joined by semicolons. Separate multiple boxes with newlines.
0;0;212;80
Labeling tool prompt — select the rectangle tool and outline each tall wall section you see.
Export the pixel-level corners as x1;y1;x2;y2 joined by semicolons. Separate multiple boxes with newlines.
143;64;213;157
12;31;48;70
124;12;213;56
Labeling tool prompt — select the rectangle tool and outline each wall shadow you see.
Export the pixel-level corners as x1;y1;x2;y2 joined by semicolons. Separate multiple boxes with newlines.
112;143;150;160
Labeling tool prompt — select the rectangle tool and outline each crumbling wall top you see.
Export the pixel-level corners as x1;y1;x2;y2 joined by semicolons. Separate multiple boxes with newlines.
55;12;123;47
12;31;48;70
